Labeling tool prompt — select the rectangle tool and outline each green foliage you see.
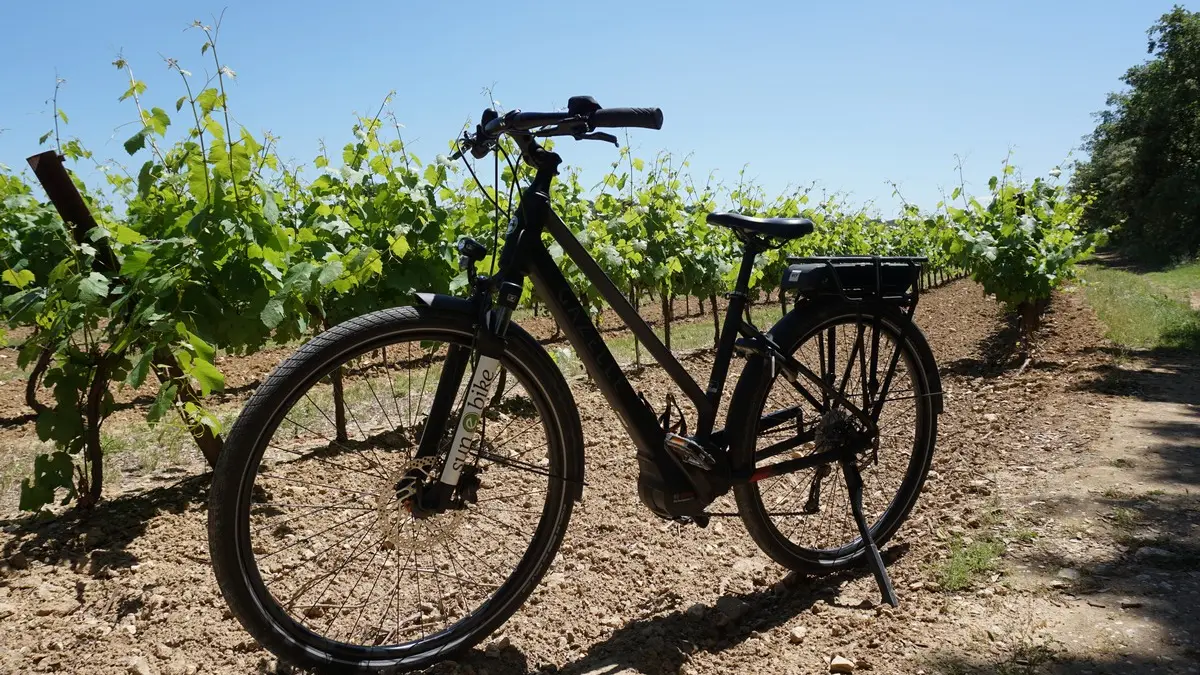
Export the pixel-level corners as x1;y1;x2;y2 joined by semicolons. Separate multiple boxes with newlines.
19;451;76;510
1;27;1020;512
938;537;1006;591
1073;6;1200;262
946;162;1106;339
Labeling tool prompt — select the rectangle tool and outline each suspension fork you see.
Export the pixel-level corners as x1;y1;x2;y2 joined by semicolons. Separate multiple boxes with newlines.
410;280;523;488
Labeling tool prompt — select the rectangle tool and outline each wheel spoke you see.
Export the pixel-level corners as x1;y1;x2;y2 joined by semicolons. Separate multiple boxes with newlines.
227;326;565;662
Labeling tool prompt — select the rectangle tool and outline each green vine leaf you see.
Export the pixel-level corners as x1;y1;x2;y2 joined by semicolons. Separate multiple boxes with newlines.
79;272;110;304
2;269;35;289
123;129;148;155
18;451;76;511
147;383;178;424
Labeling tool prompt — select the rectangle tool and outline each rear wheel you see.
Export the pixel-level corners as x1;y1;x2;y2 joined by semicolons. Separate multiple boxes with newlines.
208;306;582;673
731;302;938;573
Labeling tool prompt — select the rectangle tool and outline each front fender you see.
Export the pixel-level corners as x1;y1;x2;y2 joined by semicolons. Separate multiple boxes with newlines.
414;292;474;315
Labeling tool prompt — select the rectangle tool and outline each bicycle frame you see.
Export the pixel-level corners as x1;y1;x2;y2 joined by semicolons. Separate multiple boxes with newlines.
427;137;905;493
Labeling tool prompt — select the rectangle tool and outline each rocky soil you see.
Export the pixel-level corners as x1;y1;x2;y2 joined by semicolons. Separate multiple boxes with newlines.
0;280;1195;674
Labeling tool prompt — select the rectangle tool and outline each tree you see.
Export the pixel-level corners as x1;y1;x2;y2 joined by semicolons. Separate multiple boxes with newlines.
1073;6;1200;263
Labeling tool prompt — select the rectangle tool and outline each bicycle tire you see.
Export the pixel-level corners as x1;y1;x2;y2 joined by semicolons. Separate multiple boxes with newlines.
728;301;938;573
208;305;583;673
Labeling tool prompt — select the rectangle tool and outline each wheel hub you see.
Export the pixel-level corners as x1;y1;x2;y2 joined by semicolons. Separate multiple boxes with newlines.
814;408;873;459
378;457;483;552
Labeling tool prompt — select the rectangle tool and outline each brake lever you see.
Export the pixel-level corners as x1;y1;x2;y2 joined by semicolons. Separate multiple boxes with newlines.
450;131;473;160
575;131;619;147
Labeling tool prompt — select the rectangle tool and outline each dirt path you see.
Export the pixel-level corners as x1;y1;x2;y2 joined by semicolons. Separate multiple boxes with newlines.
929;294;1200;673
0;281;1196;674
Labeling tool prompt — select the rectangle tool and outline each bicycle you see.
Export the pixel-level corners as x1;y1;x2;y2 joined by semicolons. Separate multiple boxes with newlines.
208;96;943;673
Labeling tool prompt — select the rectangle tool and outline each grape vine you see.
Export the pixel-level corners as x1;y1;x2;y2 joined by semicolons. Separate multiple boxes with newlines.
0;28;1092;511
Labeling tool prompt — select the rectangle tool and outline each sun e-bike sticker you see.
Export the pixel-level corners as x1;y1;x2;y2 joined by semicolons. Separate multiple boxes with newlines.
439;355;500;485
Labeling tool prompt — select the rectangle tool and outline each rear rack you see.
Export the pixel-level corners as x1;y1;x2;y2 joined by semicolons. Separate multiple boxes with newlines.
781;255;927;305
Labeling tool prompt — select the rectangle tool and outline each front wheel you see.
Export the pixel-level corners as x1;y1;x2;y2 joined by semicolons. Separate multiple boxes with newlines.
208;306;583;673
730;302;939;573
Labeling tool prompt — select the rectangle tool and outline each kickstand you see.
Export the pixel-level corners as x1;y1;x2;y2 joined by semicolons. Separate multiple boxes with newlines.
841;459;899;607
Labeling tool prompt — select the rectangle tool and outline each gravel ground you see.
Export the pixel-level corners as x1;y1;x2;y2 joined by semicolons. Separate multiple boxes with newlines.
1;280;1194;675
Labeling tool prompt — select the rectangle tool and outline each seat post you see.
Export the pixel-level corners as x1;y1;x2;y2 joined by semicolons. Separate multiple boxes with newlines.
732;241;761;296
699;239;763;440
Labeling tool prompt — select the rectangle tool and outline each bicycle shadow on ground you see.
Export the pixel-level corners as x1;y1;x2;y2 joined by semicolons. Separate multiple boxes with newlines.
445;557;902;675
555;566;883;675
0;472;209;575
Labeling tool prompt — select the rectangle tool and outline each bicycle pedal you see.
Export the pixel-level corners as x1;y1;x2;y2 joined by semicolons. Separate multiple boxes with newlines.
673;513;710;528
664;433;716;470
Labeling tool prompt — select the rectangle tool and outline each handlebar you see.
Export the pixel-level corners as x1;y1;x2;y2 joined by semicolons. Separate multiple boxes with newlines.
590;107;663;130
451;96;662;160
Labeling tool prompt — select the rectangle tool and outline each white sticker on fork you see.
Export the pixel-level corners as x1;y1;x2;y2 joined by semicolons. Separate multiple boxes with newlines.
439;355;500;486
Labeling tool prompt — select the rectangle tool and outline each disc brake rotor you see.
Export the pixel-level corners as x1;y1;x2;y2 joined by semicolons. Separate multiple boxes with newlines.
376;457;467;553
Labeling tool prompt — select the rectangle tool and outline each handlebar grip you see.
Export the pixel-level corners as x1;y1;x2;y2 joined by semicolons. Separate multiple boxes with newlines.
590;107;663;130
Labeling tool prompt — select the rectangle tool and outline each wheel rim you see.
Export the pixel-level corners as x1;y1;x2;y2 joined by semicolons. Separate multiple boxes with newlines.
749;312;932;561
231;327;568;662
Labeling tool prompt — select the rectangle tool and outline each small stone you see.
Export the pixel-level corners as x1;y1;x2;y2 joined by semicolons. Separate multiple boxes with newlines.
715;596;750;622
987;625;1004;641
1056;568;1081;582
927;470;939;480
811;601;826;615
8;552;28;570
486;635;511;657
837;595;867;609
789;626;808;644
830;655;856;673
0;603;15;619
35;582;62;602
417;601;435;614
154;643;174;659
36;601;78;617
1134;547;1173;562
908;581;925;591
831;624;847;637
128;656;153;675
976;587;995;598
9;575;39;589
983;413;998;423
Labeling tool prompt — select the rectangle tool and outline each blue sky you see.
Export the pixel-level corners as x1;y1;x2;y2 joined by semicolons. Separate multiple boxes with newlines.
0;1;1190;214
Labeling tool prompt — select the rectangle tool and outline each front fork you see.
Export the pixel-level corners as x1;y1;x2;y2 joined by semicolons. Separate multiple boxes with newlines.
413;279;523;493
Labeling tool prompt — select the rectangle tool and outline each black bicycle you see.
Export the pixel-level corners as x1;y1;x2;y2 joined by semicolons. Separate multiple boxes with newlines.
208;97;943;673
